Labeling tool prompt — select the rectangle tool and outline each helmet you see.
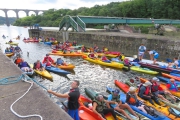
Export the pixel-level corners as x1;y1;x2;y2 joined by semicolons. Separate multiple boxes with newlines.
46;54;49;56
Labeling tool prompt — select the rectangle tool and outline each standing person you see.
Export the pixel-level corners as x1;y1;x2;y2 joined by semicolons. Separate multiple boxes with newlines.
138;44;146;61
48;80;80;120
147;50;159;64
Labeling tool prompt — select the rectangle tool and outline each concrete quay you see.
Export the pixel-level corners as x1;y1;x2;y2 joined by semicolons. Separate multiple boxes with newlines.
0;51;72;120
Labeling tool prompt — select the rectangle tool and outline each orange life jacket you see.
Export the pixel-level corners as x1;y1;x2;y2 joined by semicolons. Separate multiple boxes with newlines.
15;58;22;65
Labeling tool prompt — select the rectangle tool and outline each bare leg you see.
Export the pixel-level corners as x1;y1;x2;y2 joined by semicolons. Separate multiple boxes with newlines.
165;91;176;101
119;103;139;118
114;107;133;120
158;94;170;102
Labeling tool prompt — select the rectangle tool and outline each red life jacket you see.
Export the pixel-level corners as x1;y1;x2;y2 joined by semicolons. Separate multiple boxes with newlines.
102;56;107;61
139;84;150;95
151;82;159;92
46;62;51;66
90;54;95;58
35;62;41;69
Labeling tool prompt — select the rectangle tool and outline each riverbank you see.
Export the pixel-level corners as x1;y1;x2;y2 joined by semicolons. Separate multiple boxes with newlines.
0;52;72;120
28;29;180;61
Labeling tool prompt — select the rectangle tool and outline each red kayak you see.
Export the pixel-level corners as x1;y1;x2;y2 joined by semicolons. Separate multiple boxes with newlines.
23;39;39;42
104;51;120;56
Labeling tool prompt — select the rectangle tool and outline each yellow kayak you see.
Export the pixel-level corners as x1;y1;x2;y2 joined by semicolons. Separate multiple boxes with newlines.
49;52;83;56
52;63;75;70
30;64;53;80
5;52;14;57
6;42;19;45
129;66;159;74
82;55;123;69
83;52;117;58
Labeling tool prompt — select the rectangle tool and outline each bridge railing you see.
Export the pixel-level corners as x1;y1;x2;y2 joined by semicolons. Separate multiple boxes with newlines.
76;16;86;32
59;15;78;32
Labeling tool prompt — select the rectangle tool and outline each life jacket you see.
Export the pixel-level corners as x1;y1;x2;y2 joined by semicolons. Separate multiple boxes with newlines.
44;57;53;63
15;58;22;65
93;98;107;113
169;82;178;91
46;61;51;67
138;84;150;95
89;53;95;58
152;50;158;55
127;92;137;104
110;92;120;103
139;46;145;52
151;82;159;92
102;56;107;61
35;62;41;69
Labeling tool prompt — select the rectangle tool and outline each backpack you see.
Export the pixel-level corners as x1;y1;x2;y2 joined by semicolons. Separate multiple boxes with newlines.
144;106;158;117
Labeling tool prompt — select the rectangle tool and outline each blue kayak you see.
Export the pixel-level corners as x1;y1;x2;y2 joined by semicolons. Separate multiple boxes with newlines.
170;73;180;77
45;66;70;74
157;76;180;84
44;42;52;45
106;86;170;120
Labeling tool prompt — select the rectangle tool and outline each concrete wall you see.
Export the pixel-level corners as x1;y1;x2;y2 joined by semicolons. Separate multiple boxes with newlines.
29;29;180;61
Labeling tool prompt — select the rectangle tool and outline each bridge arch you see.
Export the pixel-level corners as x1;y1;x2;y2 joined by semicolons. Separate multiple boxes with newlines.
18;11;27;18
38;11;43;15
29;11;36;16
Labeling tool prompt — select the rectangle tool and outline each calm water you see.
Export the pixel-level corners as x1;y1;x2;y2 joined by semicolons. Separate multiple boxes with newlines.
0;26;152;103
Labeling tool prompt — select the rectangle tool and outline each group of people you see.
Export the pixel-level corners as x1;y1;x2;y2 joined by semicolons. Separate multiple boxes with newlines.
47;76;180;120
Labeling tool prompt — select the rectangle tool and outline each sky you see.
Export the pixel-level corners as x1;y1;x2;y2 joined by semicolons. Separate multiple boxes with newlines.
0;0;126;18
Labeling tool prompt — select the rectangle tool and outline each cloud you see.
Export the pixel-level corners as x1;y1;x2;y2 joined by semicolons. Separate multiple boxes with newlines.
33;0;58;4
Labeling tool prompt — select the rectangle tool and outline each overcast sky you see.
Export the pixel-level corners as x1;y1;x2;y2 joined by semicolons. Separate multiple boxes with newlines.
0;0;126;18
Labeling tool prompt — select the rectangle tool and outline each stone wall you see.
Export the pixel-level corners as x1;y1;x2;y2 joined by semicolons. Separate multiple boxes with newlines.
68;32;180;61
30;29;180;61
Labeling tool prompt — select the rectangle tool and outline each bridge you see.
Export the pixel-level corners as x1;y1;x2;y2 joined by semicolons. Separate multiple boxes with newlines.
0;8;46;26
59;15;180;32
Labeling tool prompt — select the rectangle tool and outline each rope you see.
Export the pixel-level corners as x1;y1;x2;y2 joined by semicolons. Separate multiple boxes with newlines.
0;73;50;120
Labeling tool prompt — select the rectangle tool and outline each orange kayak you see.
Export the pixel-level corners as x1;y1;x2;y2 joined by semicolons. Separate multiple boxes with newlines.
49;52;83;56
162;73;180;81
114;80;180;120
52;63;75;70
79;95;123;120
140;77;180;98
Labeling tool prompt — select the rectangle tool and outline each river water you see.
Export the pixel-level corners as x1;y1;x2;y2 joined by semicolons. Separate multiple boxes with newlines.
0;26;152;104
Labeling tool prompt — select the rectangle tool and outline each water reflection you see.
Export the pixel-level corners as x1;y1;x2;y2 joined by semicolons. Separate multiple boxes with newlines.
0;26;153;104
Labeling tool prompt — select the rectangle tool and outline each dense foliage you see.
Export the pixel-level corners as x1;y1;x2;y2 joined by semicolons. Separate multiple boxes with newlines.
13;0;180;27
0;16;16;25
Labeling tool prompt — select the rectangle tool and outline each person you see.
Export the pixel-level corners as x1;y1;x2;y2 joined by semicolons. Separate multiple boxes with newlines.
33;60;44;71
14;56;23;65
108;89;139;120
138;81;161;106
147;50;159;64
92;94;118;120
81;45;88;52
56;58;66;66
166;78;179;92
123;58;132;71
18;59;32;72
48;80;80;120
138;44;146;61
101;55;111;63
132;55;140;62
5;47;10;53
23;37;26;40
14;45;22;53
44;59;52;67
9;39;12;43
126;87;147;114
103;47;108;52
72;41;77;46
9;46;14;52
118;53;125;61
88;52;97;59
150;77;176;103
167;57;180;69
42;54;54;64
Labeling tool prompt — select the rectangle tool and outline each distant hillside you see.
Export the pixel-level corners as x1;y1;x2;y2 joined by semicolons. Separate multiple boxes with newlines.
0;16;17;25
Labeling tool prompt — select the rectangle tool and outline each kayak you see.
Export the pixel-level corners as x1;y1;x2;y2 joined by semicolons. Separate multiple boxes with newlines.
44;42;52;45
104;51;120;56
5;52;14;57
111;58;158;74
162;73;180;82
45;66;70;74
82;55;124;69
23;39;39;42
84;88;125;120
115;80;179;120
170;73;180;77
30;64;53;80
6;42;19;45
52;63;75;70
49;52;83;56
106;86;160;120
79;95;123;120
